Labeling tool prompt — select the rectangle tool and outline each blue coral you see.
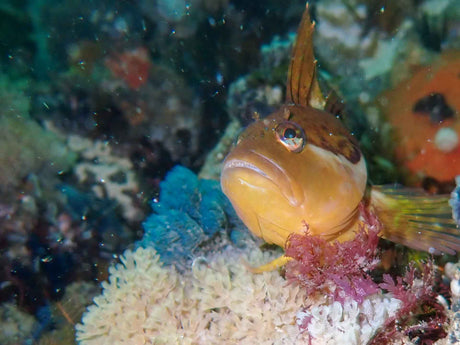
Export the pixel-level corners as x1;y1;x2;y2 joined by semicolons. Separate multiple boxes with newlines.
137;165;245;265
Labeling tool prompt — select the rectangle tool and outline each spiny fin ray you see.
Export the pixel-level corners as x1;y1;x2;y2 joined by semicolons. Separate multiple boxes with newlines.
286;4;325;109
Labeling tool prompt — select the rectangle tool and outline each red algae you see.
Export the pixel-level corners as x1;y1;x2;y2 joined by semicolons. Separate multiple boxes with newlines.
370;262;448;344
285;207;381;304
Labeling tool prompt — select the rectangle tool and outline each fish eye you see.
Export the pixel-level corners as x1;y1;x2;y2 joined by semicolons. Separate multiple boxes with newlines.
275;121;306;153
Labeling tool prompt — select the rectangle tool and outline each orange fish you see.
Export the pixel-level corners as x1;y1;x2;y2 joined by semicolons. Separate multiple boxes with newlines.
220;5;460;272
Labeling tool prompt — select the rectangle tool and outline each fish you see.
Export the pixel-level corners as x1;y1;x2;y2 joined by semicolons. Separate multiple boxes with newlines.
220;5;460;272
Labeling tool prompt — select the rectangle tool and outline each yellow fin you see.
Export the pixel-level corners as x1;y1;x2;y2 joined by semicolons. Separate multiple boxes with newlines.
246;255;292;274
285;4;326;109
370;185;460;255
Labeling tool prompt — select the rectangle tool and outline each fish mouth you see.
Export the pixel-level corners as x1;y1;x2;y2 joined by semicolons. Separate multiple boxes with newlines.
222;150;304;207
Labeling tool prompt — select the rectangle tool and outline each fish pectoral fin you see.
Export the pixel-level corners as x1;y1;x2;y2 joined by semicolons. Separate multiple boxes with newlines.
370;185;460;255
244;254;292;274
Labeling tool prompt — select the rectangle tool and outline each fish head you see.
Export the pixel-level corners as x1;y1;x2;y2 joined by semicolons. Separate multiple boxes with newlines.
221;105;367;247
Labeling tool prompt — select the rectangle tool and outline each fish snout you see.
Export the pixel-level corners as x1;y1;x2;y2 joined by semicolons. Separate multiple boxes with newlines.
221;152;304;207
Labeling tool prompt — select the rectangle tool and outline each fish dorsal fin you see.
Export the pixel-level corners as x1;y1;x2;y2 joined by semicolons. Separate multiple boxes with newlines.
324;90;345;117
286;4;326;110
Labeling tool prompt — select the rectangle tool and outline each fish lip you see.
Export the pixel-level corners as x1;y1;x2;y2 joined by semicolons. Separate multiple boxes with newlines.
223;149;283;183
222;149;303;207
222;158;269;179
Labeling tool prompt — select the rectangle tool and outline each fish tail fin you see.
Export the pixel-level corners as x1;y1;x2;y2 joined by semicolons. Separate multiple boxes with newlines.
369;185;460;255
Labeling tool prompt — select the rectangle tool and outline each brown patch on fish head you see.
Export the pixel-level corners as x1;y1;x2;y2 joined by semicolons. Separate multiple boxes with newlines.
283;105;361;164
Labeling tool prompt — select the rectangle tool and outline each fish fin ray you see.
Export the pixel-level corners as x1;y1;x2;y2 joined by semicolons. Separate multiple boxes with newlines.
324;90;345;117
285;4;325;108
370;185;460;255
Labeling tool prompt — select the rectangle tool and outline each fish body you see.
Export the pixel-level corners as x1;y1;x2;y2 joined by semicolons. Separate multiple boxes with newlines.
220;5;460;269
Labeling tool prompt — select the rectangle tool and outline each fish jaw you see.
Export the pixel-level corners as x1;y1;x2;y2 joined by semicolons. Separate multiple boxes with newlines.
221;154;306;246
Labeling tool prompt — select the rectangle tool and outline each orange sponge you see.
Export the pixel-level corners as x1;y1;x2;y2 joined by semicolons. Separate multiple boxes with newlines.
379;51;460;183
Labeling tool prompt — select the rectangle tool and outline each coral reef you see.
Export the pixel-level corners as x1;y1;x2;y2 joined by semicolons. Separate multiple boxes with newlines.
373;263;449;343
100;61;204;164
0;74;76;194
0;73;126;319
312;0;459;97
25;0;313;173
0;112;75;191
36;281;100;345
0;165;132;314
418;0;460;51
0;1;459;344
76;241;459;345
0;302;37;345
69;135;142;221
0;280;99;345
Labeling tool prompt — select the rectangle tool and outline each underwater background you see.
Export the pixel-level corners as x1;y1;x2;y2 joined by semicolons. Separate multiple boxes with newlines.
0;0;459;344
